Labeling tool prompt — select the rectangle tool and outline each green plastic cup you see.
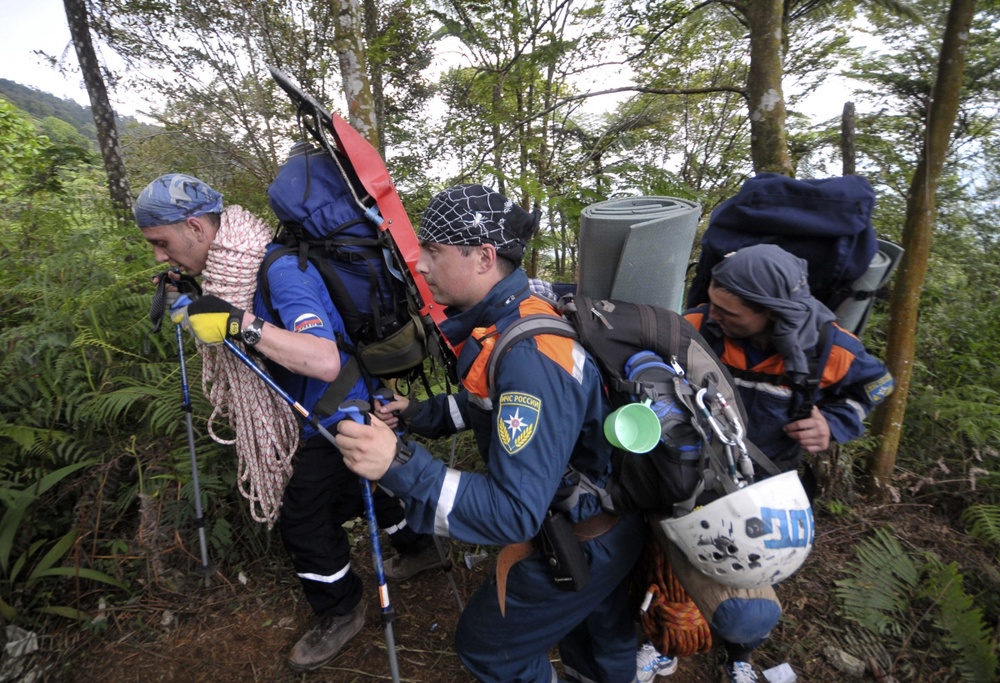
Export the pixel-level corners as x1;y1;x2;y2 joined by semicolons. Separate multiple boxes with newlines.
604;400;661;453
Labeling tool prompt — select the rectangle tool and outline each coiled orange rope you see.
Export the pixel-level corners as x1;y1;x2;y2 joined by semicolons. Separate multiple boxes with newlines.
633;538;713;657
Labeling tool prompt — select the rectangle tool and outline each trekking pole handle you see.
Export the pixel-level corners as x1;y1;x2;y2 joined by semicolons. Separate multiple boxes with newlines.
340;399;373;426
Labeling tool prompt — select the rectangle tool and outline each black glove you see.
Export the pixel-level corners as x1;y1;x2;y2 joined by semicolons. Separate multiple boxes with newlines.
170;294;244;345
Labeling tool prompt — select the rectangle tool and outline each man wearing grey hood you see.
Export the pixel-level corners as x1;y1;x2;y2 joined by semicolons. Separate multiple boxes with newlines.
685;243;894;475
681;244;893;683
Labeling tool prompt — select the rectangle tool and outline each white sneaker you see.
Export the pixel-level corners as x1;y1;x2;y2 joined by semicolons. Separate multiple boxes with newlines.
637;641;678;681
724;661;759;683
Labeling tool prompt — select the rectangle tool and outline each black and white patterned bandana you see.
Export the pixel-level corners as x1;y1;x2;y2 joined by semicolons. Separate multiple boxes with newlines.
418;184;540;262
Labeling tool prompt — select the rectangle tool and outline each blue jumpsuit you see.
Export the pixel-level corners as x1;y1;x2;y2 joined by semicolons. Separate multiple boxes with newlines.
685;306;894;472
252;247;429;618
383;270;644;683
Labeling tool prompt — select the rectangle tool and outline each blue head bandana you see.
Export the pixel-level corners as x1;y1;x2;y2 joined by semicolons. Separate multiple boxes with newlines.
134;174;223;228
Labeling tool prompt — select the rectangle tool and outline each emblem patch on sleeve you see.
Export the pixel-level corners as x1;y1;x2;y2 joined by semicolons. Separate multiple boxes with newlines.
865;372;894;403
293;313;323;333
497;392;541;455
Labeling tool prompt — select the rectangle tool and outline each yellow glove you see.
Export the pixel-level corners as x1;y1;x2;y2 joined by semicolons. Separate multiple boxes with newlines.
170;295;243;345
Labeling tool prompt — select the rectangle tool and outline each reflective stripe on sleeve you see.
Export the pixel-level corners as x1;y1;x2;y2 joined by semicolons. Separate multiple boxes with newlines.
434;468;461;536
447;394;467;430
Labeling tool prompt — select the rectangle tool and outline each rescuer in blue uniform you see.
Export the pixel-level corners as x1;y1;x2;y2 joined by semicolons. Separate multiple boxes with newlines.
684;243;894;475
136;173;439;672
337;184;646;683
681;243;894;682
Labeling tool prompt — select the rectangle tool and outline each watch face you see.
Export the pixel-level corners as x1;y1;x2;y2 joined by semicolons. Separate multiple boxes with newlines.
243;318;264;346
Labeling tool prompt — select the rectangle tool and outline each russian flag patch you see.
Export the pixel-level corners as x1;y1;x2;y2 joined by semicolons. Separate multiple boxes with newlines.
293;313;323;333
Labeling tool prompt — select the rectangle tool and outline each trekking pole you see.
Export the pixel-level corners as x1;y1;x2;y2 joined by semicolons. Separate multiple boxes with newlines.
217;339;401;683
373;389;464;612
177;325;214;586
149;274;212;585
340;400;402;683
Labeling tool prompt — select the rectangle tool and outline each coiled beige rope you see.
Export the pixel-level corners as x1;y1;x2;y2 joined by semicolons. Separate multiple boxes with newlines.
198;206;299;528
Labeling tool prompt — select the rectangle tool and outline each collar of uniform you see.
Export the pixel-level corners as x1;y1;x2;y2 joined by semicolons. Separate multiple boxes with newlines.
438;269;530;349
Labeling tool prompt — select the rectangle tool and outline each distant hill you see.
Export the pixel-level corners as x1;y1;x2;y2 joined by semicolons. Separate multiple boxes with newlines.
0;79;157;147
0;79;100;144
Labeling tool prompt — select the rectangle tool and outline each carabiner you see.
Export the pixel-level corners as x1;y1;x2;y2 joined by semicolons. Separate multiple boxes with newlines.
696;388;736;446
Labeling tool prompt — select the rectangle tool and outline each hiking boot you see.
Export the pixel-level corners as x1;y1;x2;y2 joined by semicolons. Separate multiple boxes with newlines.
723;661;758;683
287;600;366;671
637;641;678;681
383;542;445;581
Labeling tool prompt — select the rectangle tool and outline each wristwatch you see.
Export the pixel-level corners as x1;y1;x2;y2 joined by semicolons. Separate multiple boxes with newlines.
241;316;265;347
390;439;413;470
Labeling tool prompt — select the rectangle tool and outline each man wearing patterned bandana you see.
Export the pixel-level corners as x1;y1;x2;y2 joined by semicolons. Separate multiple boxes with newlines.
135;173;440;672
337;184;646;683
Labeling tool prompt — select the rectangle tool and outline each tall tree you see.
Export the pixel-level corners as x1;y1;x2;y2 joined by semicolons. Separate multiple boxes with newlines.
430;0;618;275
614;1;922;176
63;0;131;218
333;0;380;147
744;0;793;175
866;0;978;493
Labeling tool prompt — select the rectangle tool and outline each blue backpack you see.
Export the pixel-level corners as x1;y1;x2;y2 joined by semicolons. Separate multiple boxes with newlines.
260;141;428;415
686;173;878;312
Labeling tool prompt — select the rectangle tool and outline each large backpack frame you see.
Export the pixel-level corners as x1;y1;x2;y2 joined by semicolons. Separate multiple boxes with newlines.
264;68;457;413
487;294;780;517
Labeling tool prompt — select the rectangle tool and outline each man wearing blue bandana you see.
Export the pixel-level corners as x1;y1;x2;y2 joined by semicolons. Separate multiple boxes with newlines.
337;184;646;683
135;173;441;672
682;243;894;683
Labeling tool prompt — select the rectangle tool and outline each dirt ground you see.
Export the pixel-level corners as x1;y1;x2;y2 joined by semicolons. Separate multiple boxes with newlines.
29;495;1000;683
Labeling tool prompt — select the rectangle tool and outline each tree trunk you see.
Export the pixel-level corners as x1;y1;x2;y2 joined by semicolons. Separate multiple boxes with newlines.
866;0;977;494
362;0;386;157
744;0;793;176
63;0;132;220
841;102;856;175
333;0;380;149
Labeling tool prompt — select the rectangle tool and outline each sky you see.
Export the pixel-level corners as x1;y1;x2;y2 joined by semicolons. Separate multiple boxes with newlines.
0;0;141;115
0;0;860;127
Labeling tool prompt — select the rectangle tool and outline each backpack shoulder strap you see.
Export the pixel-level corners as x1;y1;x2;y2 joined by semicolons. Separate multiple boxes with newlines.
256;243;368;420
257;245;298;323
257;240;368;342
795;320;833;419
486;314;578;397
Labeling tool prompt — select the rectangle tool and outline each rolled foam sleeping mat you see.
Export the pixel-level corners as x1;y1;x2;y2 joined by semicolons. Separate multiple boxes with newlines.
834;238;904;336
578;197;701;313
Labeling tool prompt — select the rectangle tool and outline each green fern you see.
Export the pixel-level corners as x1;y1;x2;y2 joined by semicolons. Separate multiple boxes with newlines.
920;558;998;683
962;505;1000;560
836;526;999;683
834;526;920;637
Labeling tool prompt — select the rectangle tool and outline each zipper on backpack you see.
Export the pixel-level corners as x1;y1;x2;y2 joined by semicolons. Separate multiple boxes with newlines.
590;306;613;329
670;356;685;378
